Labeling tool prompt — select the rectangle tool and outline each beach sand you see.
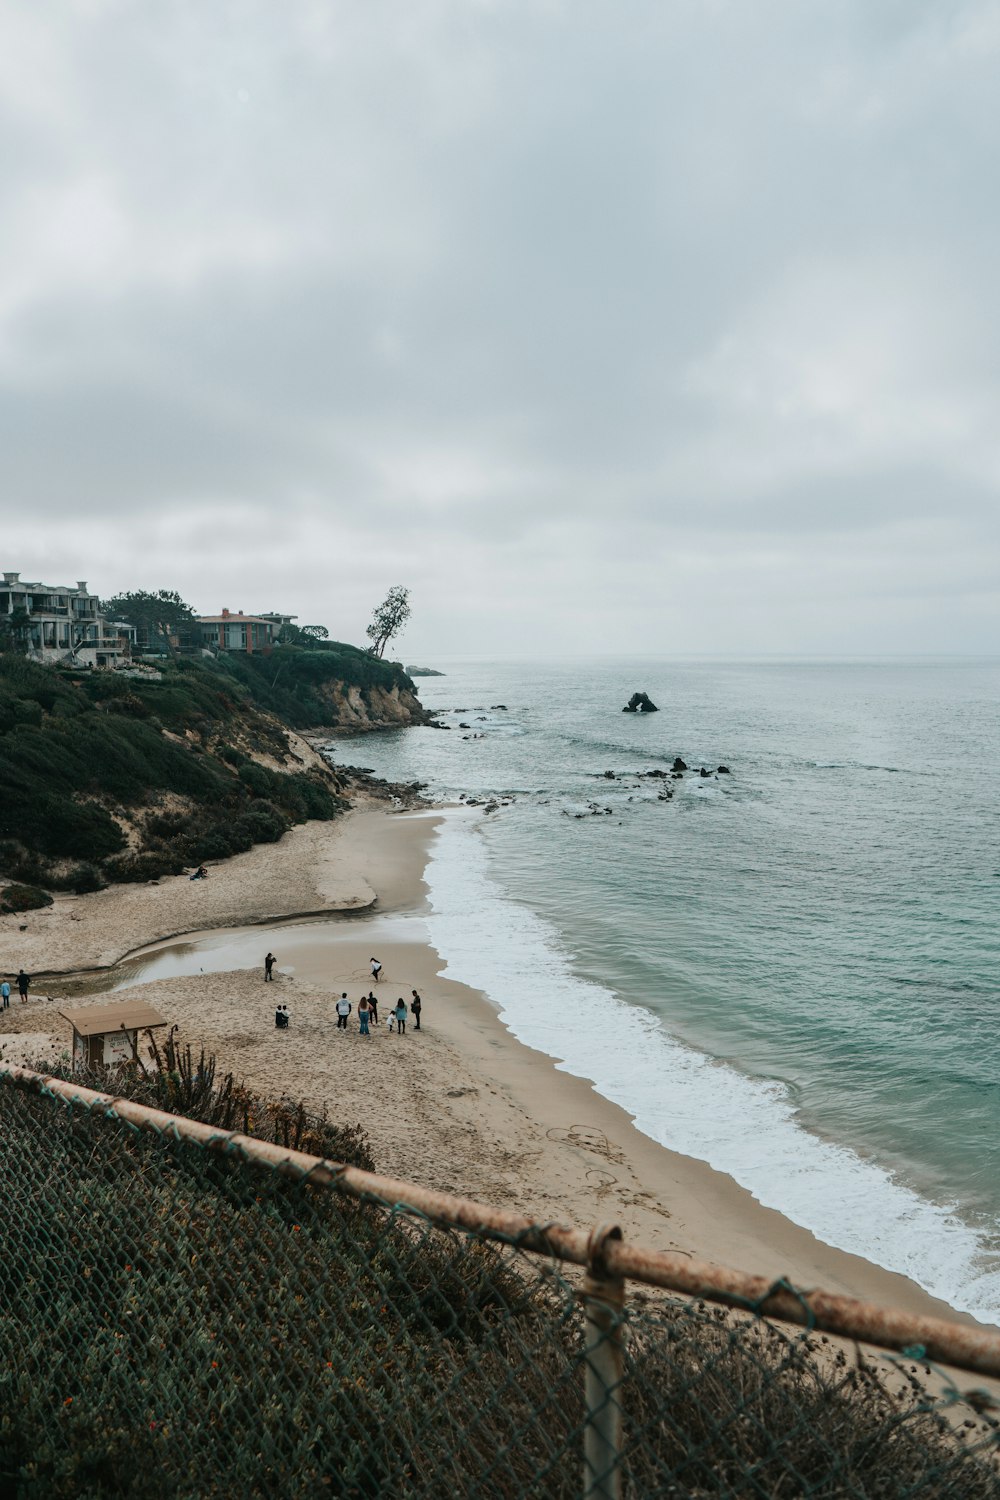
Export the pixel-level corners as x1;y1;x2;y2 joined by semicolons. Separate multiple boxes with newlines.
0;805;979;1328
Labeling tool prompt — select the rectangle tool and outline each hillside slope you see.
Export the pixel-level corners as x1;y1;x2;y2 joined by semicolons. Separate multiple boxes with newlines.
0;646;424;897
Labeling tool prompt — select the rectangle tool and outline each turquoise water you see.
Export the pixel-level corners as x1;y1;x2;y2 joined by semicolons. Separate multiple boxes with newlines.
332;657;1000;1320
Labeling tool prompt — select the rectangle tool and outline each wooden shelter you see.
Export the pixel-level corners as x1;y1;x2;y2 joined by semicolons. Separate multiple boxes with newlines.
58;1000;169;1071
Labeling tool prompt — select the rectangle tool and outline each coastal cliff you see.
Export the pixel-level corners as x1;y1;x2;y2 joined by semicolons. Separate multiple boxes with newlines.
0;642;427;899
309;677;428;732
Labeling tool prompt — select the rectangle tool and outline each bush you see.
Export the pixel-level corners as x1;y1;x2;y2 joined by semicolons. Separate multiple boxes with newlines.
65;864;107;894
103;851;185;884
0;883;53;913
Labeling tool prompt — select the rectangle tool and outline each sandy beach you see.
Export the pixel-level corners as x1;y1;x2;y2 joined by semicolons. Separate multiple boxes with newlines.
0;803;979;1329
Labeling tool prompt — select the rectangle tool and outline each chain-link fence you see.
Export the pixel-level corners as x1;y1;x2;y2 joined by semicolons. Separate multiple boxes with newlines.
2;1063;999;1498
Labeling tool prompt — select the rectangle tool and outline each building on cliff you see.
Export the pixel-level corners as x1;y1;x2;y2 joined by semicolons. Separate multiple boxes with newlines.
0;571;135;667
198;608;281;653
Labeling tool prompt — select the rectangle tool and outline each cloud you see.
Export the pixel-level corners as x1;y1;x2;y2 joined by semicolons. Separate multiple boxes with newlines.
0;0;998;654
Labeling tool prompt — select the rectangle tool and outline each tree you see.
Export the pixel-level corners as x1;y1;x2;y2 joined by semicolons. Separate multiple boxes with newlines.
102;589;198;659
0;606;31;656
365;586;411;659
301;625;329;641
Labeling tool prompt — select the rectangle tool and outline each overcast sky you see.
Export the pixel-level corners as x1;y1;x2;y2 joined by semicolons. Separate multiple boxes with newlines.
2;1;999;658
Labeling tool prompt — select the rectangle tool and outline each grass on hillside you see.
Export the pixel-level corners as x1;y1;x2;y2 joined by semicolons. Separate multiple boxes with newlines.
0;1049;997;1498
0;644;414;891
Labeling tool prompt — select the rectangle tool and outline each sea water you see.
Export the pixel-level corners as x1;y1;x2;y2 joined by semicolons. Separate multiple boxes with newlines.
332;657;1000;1324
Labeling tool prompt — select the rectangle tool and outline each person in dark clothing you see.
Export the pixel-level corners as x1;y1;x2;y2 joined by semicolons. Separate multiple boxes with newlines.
410;990;423;1031
264;952;276;981
17;969;29;1004
275;1004;289;1029
367;991;378;1026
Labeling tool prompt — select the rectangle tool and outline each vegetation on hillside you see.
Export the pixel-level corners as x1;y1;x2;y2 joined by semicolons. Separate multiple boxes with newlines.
218;640;417;728
0;648;395;891
1;1051;996;1497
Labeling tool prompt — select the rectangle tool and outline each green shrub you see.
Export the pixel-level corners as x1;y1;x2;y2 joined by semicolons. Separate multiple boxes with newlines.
65;863;107;894
103;852;185;884
0;882;53;913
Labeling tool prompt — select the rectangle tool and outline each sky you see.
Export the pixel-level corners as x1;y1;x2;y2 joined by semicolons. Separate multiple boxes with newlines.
2;0;999;659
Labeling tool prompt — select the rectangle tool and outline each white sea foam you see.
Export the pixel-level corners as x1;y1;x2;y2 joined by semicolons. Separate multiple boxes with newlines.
424;810;1000;1326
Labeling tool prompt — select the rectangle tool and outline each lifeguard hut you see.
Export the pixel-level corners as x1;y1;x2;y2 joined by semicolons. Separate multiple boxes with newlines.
58;1000;169;1071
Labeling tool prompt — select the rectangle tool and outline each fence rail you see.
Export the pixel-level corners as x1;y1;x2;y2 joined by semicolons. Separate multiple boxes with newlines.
2;1062;999;1498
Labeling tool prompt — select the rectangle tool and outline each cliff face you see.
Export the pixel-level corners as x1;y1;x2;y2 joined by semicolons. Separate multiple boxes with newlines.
311;679;430;731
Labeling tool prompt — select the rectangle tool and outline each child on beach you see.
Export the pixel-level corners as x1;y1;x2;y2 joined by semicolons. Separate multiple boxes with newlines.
387;1011;395;1034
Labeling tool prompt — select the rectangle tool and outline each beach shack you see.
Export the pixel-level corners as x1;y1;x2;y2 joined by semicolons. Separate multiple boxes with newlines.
59;1000;169;1071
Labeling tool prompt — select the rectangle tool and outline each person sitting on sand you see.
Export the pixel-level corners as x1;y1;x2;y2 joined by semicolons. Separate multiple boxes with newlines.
370;956;383;983
190;865;208;881
410;989;422;1031
367;991;378;1026
335;993;352;1030
17;969;29;1004
358;996;370;1036
264;952;276;981
394;998;407;1036
275;1004;289;1029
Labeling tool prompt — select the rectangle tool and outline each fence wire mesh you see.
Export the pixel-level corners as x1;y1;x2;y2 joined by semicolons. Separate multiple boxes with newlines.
1;1066;999;1499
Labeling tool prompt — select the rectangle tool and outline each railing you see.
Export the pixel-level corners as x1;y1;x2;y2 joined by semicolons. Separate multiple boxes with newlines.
1;1062;998;1497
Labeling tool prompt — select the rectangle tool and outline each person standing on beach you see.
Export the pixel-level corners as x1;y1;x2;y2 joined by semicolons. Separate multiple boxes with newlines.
0;979;9;1009
336;994;352;1030
367;991;378;1026
264;953;276;981
370;957;383;983
410;990;422;1031
17;969;29;1004
358;996;370;1036
394;998;407;1036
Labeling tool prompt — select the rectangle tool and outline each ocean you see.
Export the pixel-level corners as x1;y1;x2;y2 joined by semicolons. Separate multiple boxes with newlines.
332;656;1000;1325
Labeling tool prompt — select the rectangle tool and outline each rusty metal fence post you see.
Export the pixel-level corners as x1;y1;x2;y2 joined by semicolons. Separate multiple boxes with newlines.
582;1223;626;1500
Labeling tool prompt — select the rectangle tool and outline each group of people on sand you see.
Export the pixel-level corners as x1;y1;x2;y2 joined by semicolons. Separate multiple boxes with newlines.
1;971;30;1007
264;951;424;1035
334;989;423;1036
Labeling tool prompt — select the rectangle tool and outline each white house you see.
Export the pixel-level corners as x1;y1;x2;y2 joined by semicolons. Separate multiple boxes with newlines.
0;571;134;667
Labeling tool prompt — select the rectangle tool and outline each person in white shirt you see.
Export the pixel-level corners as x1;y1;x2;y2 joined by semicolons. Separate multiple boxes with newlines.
370;956;383;983
335;993;352;1030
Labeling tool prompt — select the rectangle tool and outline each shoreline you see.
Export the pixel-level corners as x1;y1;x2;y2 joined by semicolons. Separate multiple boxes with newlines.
0;804;985;1330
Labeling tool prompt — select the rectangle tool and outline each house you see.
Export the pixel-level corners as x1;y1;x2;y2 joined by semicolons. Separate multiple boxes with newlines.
198;608;278;654
0;571;134;668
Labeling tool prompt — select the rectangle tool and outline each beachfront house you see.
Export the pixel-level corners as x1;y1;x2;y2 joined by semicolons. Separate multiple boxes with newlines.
0;571;135;668
198;608;279;654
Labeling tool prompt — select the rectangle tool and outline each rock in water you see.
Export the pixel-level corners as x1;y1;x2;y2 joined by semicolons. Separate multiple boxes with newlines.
622;691;659;713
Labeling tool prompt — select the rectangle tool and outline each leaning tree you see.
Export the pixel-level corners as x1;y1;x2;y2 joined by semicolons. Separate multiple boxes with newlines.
365;586;411;659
